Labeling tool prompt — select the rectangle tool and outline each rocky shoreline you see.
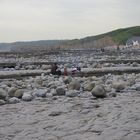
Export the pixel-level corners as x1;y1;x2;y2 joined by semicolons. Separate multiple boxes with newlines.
0;50;140;140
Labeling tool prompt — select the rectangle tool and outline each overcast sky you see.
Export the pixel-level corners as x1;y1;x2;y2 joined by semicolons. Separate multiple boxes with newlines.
0;0;140;42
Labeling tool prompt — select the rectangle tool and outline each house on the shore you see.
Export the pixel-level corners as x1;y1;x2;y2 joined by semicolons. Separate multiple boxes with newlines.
126;36;140;47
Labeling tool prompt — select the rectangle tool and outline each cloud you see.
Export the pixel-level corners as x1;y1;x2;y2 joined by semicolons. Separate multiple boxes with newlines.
0;0;140;42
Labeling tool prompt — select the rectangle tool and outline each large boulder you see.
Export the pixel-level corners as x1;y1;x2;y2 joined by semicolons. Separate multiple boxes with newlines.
14;89;24;98
68;80;81;90
22;91;33;101
56;86;66;96
34;89;46;97
8;97;20;104
0;88;7;100
0;99;6;105
112;81;126;92
66;90;80;97
91;85;106;98
84;82;95;91
8;87;17;97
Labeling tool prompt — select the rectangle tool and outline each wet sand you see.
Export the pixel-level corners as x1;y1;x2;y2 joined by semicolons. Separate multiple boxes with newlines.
0;91;140;140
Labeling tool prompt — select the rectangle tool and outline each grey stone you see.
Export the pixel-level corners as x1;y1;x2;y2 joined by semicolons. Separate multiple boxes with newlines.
66;90;80;97
112;82;126;92
8;97;20;104
56;87;66;96
84;82;95;91
22;92;33;101
0;88;7;100
91;85;106;98
8;87;17;97
14;89;24;98
34;89;46;97
0;99;6;105
68;80;81;90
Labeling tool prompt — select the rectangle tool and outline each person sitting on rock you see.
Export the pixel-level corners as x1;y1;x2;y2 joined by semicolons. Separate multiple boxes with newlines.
51;63;61;76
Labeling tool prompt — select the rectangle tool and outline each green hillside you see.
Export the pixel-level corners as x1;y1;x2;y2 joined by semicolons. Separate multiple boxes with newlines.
78;26;140;45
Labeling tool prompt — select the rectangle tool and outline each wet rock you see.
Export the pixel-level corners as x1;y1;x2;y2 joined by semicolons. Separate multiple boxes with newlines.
14;89;24;98
0;99;5;105
8;97;20;104
66;90;80;97
56;86;66;96
22;92;33;101
68;80;81;90
0;88;7;100
84;82;95;91
91;85;106;98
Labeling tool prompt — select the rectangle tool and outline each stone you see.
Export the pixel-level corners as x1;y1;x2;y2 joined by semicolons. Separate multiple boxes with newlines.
112;81;126;92
131;62;139;67
41;65;51;70
8;87;17;97
34;89;46;97
66;90;79;97
68;80;81;90
35;77;43;86
91;85;106;98
84;82;95;91
63;76;72;84
48;111;62;116
0;99;6;105
22;92;33;101
0;88;7;100
8;97;20;104
134;83;140;91
14;89;24;98
56;86;66;96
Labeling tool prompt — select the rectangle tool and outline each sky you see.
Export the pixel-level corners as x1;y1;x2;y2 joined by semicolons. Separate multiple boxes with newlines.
0;0;140;42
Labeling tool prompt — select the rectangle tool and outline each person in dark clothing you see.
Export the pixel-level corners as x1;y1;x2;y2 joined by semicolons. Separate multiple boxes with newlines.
51;63;61;76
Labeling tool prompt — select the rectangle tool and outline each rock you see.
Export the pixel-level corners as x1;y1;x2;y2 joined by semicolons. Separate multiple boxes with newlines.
22;92;33;101
112;81;126;92
56;86;66;96
51;89;57;96
91;85;106;98
63;76;72;84
48;111;62;116
0;88;7;100
108;92;117;97
8;97;20;104
8;87;17;97
41;65;51;70
84;82;95;91
134;83;140;91
0;99;6;105
14;89;24;98
35;77;43;86
68;80;81;90
131;62;139;67
66;90;79;97
34;89;46;97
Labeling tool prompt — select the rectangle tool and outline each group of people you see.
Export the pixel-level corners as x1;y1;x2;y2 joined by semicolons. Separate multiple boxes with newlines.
51;63;81;76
